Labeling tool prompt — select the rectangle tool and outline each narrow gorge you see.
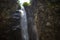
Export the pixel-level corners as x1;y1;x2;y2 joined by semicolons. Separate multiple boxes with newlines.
0;0;60;40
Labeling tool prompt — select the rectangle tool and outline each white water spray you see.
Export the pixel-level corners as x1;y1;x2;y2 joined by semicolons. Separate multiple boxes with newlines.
18;0;29;40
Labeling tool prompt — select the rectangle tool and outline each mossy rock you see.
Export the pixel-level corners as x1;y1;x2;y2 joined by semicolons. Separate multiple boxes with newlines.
23;2;31;7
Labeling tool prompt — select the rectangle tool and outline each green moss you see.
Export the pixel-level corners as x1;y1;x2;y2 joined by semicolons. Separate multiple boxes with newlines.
23;2;31;6
17;0;31;7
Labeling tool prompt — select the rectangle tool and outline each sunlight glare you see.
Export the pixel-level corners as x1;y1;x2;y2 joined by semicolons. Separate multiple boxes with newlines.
19;0;30;5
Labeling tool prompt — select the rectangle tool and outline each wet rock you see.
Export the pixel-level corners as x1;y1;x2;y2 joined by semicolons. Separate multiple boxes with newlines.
0;0;22;40
25;0;60;40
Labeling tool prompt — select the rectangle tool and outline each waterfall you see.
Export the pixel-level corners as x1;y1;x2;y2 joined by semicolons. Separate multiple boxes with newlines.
19;3;29;40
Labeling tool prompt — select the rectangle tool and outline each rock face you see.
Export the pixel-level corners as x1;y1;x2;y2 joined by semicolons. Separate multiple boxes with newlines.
0;0;18;28
0;0;22;40
25;0;60;40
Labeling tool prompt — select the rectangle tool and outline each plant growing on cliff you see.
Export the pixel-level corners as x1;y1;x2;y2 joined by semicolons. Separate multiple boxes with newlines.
17;0;31;7
23;2;31;6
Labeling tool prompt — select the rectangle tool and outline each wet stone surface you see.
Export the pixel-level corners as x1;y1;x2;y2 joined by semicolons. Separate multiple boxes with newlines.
0;11;22;40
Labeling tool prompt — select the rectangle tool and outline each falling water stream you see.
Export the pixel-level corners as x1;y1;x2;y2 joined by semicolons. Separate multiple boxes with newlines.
18;0;29;40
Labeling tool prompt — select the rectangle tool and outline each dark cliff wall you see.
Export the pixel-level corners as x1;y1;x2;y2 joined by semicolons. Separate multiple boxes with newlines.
25;0;60;40
25;0;39;40
0;0;22;40
0;0;18;28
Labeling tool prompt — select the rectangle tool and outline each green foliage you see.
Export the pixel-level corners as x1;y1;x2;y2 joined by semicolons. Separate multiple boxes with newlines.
23;2;31;6
46;0;60;9
47;0;60;3
17;0;31;7
17;0;21;9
